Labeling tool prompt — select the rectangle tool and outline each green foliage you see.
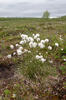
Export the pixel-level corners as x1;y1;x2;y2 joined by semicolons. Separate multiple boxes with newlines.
60;65;66;74
4;89;11;95
42;11;50;19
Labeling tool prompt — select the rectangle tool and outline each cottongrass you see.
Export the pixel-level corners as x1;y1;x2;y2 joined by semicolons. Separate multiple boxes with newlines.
61;48;63;51
36;55;46;63
29;42;37;48
12;94;16;98
6;33;65;64
49;60;53;64
7;54;12;59
64;59;66;61
10;45;14;49
17;49;23;56
38;43;45;48
55;43;59;47
48;46;52;50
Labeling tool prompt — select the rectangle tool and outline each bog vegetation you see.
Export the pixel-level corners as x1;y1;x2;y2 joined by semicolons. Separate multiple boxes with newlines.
0;17;66;100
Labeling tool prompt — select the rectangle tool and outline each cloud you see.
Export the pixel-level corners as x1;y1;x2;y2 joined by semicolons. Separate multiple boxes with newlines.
0;0;66;17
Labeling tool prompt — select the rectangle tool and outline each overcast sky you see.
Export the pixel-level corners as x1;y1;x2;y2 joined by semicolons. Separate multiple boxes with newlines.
0;0;66;17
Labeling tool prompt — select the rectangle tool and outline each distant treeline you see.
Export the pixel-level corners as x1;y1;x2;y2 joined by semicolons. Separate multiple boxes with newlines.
60;16;66;19
0;16;66;21
0;17;40;21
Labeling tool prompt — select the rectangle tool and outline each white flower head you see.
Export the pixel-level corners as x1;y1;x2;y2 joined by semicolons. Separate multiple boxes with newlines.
13;52;16;56
29;42;33;48
41;40;45;44
34;33;40;39
46;52;48;54
15;44;20;47
29;42;37;48
39;55;43;59
21;34;28;39
48;46;52;50
64;59;66;61
7;54;11;59
60;35;62;38
24;40;27;43
28;37;34;42
61;48;63;51
55;43;59;47
60;37;63;41
33;34;35;36
33;42;37;48
60;35;63;41
38;43;45;48
12;94;16;98
36;33;40;37
24;49;28;53
41;58;46;63
28;50;31;53
36;38;40;42
45;39;49;43
17;49;22;56
39;53;41;55
36;55;40;59
49;60;53;64
36;55;43;60
10;45;14;49
20;40;25;45
19;46;23;50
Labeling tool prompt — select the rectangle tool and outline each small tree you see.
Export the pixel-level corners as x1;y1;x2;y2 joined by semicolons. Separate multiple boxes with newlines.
42;11;50;19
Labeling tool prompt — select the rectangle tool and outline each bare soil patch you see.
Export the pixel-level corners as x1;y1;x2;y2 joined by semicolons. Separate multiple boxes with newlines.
0;57;14;79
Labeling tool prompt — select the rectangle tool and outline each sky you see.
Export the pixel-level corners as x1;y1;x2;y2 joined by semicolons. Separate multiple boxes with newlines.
0;0;66;18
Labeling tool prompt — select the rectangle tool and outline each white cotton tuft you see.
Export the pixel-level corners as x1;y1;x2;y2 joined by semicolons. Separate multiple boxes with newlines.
36;55;42;59
48;46;52;50
19;46;23;50
24;49;28;53
28;37;34;42
29;42;37;48
55;43;59;47
34;33;40;39
38;43;45;48
10;45;14;49
12;94;16;98
7;54;11;58
49;60;53;64
64;59;66;61
41;58;46;63
36;55;46;63
41;40;45;44
17;49;22;56
20;41;25;45
28;50;31;53
15;44;20;47
13;52;16;56
45;39;49;43
61;48;63;51
36;38;40;42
